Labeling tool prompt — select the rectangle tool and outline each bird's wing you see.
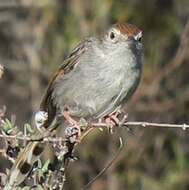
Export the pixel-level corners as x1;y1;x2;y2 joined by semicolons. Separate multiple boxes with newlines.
40;39;91;128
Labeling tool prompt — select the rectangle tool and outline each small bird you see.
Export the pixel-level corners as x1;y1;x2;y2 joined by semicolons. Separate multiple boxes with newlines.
5;23;143;188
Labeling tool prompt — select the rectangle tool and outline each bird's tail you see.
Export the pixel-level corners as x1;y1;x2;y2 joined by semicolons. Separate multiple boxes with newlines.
4;140;44;190
4;110;62;189
5;73;58;189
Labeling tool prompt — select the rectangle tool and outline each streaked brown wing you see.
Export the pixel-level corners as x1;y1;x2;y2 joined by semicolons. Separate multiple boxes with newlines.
40;39;90;128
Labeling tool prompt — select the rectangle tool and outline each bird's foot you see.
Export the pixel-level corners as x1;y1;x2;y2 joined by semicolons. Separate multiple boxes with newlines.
104;110;128;133
105;109;121;125
104;110;122;133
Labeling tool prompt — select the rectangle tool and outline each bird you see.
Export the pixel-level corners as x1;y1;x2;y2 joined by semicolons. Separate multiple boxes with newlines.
5;23;143;189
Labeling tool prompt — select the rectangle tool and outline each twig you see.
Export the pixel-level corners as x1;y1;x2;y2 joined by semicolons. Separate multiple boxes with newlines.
0;122;189;143
82;137;124;190
123;122;189;130
91;121;189;130
80;127;95;141
0;133;67;143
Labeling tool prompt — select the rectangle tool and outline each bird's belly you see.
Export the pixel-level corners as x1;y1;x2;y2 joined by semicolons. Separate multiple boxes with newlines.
53;71;123;119
53;63;141;119
67;81;121;118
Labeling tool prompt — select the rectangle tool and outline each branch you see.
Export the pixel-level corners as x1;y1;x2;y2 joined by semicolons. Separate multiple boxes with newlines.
123;121;189;130
92;121;189;130
0;133;67;142
0;121;189;143
82;137;123;190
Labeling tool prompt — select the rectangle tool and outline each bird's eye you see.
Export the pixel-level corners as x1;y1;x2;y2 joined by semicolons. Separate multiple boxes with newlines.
138;36;142;42
110;31;115;40
135;31;142;42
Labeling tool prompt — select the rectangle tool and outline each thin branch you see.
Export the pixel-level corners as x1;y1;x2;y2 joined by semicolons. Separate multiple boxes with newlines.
92;121;189;130
124;121;189;130
82;137;124;190
0;122;189;143
0;133;67;143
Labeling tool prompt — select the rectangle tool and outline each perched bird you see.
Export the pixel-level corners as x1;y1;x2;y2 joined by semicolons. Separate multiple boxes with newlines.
5;23;143;189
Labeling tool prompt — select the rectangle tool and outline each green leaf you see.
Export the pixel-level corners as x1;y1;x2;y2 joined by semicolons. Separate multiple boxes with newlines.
2;118;15;134
41;159;51;173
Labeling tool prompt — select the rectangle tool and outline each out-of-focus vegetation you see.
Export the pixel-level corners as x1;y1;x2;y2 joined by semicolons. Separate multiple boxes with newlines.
0;0;189;189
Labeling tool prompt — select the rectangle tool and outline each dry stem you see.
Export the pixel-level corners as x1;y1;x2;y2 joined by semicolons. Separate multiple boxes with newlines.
0;121;188;143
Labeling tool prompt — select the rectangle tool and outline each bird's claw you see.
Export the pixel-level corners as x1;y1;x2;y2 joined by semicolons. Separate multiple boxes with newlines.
104;111;128;133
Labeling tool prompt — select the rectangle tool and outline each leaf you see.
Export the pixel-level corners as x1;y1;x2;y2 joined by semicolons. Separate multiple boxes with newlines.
2;118;15;134
24;123;34;134
41;159;51;173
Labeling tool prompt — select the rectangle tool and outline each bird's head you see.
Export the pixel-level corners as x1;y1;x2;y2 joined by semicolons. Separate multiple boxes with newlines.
102;23;143;54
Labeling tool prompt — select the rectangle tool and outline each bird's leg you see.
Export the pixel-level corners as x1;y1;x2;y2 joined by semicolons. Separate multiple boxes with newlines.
103;109;129;132
104;109;122;133
63;111;78;125
63;111;81;143
105;109;121;125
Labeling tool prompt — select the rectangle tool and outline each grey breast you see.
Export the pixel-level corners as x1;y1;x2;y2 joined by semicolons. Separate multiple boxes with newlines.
53;40;142;119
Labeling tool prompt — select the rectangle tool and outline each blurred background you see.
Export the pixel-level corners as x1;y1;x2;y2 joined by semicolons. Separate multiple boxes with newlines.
0;0;189;189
